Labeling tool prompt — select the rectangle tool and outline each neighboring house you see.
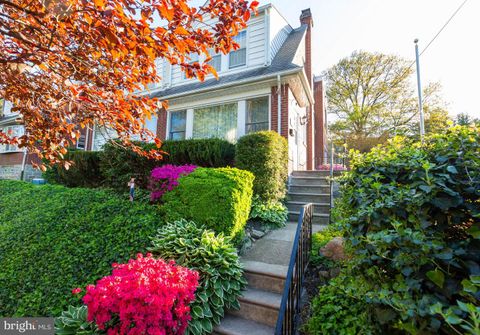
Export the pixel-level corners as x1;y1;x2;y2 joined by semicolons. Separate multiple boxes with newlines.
0;4;328;180
143;4;328;171
0;98;42;181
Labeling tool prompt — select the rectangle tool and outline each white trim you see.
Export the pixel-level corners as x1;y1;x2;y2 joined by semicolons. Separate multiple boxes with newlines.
185;109;194;139
167;88;271;111
237;100;246;138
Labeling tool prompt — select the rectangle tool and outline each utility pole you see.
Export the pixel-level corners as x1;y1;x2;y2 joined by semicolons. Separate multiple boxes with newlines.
414;39;425;141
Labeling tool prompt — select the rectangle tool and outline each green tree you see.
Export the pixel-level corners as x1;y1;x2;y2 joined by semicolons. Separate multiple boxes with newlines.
325;51;449;150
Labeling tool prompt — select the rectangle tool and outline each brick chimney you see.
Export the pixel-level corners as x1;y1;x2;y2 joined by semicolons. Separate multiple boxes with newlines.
300;8;313;87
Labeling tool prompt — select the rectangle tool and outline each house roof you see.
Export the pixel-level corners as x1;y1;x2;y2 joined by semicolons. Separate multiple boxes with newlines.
0;114;19;126
150;25;308;100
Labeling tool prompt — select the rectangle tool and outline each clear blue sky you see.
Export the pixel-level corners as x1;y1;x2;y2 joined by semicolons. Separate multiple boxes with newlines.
268;0;479;118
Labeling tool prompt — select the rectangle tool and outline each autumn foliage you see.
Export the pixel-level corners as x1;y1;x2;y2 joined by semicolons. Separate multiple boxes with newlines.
0;0;258;168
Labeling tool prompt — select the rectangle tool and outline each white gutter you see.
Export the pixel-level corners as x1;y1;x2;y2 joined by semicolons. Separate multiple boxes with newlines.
138;67;302;100
277;74;281;134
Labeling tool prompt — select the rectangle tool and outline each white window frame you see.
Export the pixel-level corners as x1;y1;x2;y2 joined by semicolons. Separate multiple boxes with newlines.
167;110;188;140
207;48;222;74
229;30;248;69
0;125;24;153
245;95;270;134
76;133;87;150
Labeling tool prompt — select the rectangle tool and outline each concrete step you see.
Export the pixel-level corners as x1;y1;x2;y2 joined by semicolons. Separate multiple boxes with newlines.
287;192;331;203
213;314;275;335
288;211;330;225
229;287;282;328
292;170;330;178
289;184;330;194
242;260;287;294
286;201;330;214
289;176;329;187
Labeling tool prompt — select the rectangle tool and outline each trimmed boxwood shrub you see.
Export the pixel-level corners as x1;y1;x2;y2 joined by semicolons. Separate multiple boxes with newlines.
99;139;235;191
161;167;254;239
235;131;288;202
336;126;480;333
43;150;102;188
0;180;164;317
150;220;247;335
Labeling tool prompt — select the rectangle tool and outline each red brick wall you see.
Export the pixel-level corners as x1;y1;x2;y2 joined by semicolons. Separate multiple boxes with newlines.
270;87;278;132
300;9;313;88
314;80;327;167
270;85;289;139
0;152;23;165
280;85;289;138
306;104;313;170
156;108;167;140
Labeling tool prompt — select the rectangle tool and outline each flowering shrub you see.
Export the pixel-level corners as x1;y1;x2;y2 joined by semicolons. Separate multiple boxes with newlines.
317;164;347;171
149;164;196;202
82;253;199;335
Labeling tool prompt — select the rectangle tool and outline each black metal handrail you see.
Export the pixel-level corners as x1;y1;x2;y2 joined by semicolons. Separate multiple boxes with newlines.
275;203;313;335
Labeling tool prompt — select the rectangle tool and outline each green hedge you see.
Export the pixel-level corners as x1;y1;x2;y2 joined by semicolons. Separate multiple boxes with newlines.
0;180;164;317
235;131;288;202
336;126;480;333
162;167;254;239
99;139;235;191
43;150;102;188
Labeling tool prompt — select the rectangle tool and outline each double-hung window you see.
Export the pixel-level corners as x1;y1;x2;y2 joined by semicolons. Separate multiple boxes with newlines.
246;97;269;133
0;125;24;153
229;31;247;69
169;110;187;140
208;48;222;73
184;53;199;79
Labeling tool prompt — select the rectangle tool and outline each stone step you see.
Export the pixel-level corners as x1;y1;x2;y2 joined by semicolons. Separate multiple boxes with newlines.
289;184;330;194
229;287;282;328
286;201;330;214
289;176;329;187
242;260;287;294
292;170;330;177
213;314;275;335
287;192;331;203
288;211;330;225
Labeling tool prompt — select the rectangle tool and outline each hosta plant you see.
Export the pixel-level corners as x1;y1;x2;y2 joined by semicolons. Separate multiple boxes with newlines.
150;220;247;335
249;196;288;228
55;305;101;335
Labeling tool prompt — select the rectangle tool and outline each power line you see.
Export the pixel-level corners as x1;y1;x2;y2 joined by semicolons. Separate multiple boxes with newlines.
419;0;469;57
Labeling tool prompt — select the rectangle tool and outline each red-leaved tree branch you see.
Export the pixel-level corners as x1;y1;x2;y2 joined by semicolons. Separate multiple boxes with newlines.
0;0;258;169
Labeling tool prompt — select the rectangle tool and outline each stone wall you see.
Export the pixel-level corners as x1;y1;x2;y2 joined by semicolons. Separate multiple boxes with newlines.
0;164;42;181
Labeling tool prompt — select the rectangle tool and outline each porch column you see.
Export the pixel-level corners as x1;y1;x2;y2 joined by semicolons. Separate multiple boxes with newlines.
185;108;194;139
237;100;246;139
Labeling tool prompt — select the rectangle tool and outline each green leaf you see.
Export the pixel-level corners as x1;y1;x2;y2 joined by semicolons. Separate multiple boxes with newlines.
446;165;458;174
426;269;445;288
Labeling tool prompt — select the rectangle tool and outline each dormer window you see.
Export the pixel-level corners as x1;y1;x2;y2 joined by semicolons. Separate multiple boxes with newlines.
229;31;247;69
208;48;222;73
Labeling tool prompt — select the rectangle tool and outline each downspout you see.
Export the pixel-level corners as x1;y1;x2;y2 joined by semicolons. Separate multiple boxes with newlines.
20;149;27;181
277;74;281;134
85;125;90;151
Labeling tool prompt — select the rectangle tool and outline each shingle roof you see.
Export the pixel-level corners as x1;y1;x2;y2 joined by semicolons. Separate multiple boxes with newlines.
151;25;307;99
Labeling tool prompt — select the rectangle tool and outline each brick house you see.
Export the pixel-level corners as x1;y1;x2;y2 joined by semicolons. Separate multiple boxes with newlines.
0;4;327;180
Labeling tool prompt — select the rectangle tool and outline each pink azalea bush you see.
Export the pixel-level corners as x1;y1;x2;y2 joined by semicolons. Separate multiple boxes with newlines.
149;165;196;202
82;253;199;335
317;164;347;171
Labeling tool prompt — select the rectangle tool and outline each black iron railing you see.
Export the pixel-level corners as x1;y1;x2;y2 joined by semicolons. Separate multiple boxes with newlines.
275;203;313;335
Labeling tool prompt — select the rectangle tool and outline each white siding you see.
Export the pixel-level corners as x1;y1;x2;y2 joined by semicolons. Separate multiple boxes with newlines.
269;6;292;61
247;14;266;67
